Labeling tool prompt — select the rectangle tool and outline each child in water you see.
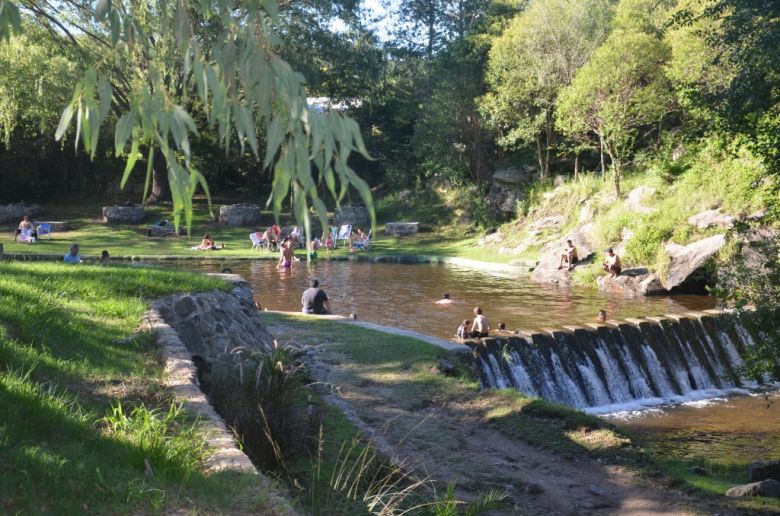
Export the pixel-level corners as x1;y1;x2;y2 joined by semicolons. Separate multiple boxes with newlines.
456;319;470;339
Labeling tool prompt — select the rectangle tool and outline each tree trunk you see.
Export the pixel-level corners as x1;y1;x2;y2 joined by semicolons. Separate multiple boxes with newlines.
536;135;546;181
599;133;606;176
574;152;580;179
544;124;552;180
145;149;170;205
604;145;621;197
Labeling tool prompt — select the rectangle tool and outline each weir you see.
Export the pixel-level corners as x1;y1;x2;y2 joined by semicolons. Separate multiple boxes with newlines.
467;310;762;411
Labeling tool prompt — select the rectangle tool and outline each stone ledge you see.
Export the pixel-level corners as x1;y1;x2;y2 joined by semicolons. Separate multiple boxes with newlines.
141;308;258;475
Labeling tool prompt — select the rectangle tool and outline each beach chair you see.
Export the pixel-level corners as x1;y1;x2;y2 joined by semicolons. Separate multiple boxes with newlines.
249;231;266;250
336;224;352;248
352;229;373;251
37;223;52;240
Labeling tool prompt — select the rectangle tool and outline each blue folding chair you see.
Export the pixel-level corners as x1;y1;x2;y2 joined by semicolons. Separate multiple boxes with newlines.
37;223;52;240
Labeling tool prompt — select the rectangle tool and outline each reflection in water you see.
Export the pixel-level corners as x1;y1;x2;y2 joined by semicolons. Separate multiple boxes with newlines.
176;260;717;338
611;393;780;464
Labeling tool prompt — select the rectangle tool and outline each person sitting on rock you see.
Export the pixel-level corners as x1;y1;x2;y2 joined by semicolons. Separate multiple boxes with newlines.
558;239;579;271
470;306;490;338
602;248;622;278
435;293;454;305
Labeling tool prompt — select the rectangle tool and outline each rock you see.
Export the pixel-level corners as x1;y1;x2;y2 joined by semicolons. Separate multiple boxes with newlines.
613;227;634;257
672;144;686;161
553;175;566;187
218;204;262;227
597;268;667;296
525;482;544;495
529;215;565;232
663;234;727;290
624;186;656;214
147;223;177;237
385;222;419;236
689;466;709;476
587;484;610;497
725;479;780;499
103;204;144;224
530;224;596;286
334;204;370;229
151;279;275;360
0;203;42;223
478;231;504;246
486;166;535;213
687;208;736;229
578;202;594;223
749;461;780;482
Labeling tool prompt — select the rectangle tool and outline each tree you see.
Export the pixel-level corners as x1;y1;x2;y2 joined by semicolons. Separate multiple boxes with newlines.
480;0;613;180
556;31;673;196
0;1;374;240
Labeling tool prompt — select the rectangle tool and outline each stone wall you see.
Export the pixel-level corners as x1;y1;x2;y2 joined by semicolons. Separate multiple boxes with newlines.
0;203;41;223
219;204;263;227
103;204;145;224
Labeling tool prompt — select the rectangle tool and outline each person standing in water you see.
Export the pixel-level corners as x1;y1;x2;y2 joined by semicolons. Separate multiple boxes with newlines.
277;239;294;269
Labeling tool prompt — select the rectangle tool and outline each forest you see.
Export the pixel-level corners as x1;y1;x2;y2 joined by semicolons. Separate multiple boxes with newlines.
0;0;776;221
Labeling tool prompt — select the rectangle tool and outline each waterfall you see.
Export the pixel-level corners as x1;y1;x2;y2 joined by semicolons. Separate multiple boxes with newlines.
468;310;763;412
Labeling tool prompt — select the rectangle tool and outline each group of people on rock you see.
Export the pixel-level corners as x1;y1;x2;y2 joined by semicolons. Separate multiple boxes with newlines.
557;240;622;278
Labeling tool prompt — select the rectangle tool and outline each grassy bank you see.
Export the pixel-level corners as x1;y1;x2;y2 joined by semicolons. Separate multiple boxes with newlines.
0;262;292;514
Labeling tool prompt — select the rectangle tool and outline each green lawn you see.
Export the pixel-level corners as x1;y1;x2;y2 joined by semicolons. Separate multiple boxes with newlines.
1;202;516;264
0;261;293;514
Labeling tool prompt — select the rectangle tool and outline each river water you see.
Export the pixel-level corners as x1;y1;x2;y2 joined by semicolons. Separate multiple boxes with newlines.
179;259;717;338
169;258;777;467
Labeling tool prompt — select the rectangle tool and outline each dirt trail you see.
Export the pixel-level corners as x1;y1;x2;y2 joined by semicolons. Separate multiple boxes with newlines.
266;318;728;516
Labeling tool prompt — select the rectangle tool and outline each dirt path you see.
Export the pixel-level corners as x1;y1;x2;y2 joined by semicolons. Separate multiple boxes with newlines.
265;317;729;516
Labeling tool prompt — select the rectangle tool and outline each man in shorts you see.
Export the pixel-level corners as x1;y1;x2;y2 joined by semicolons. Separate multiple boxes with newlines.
558;239;579;271
602;248;622;278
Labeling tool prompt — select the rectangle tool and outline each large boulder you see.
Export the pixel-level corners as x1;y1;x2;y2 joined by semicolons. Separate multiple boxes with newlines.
334;204;370;229
218;204;262;227
0;203;41;223
597;268;667;296
663;234;727;290
624;186;656;214
528;215;565;234
102;204;145;224
749;461;780;483
688;208;736;229
726;479;780;499
486;166;535;214
530;224;596;286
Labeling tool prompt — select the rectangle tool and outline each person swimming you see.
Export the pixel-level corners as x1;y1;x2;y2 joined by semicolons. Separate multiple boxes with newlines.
435;293;454;305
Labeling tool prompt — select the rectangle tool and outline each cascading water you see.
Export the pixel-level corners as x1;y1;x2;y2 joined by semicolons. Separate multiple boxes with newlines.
469;311;762;412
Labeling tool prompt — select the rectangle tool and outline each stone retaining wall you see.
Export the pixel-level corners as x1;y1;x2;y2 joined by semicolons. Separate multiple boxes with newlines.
141;276;295;514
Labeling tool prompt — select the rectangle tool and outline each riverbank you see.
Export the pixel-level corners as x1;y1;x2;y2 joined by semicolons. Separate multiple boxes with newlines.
0;262;293;514
260;311;780;515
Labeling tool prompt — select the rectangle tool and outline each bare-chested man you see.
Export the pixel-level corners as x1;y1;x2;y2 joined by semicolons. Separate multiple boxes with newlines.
602;248;622;278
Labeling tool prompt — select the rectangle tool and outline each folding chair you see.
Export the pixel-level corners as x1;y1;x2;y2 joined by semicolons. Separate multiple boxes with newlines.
336;224;352;248
249;231;266;250
37;223;52;240
353;229;372;251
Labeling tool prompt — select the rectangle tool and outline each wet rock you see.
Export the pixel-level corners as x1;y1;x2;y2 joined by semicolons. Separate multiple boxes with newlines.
597;268;667;296
687;208;736;230
385;222;419;236
663;234;727;290
218;204;262;227
749;461;780;482
726;479;780;499
624;186;656;214
0;203;42;223
103;204;144;224
486;166;535;213
530;224;596;286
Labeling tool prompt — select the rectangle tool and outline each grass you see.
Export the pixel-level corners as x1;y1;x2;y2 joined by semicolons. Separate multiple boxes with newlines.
1;201;519;264
0;261;293;514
